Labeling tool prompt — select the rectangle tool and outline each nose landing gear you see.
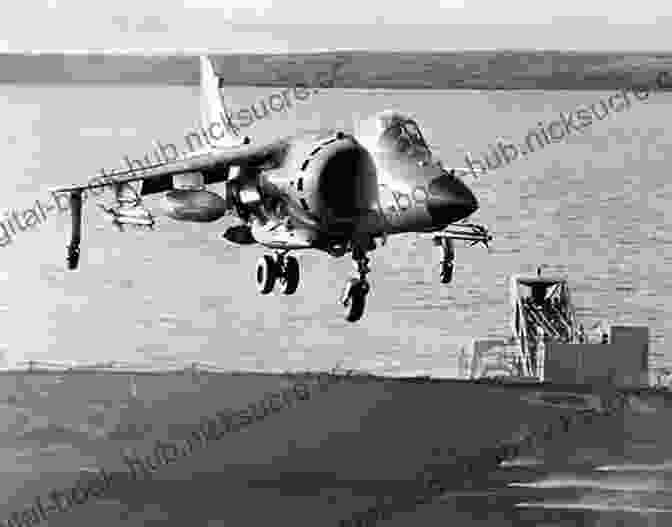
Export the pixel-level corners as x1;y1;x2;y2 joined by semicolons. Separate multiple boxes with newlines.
256;252;300;295
340;245;371;323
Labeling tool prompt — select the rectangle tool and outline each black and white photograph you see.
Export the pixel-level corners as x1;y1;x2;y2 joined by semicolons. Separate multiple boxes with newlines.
1;2;672;526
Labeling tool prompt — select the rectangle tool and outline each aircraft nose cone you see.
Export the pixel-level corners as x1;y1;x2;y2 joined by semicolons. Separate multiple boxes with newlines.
426;171;479;225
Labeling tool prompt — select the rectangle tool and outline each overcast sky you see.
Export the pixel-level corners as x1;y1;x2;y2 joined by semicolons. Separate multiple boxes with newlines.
1;0;671;52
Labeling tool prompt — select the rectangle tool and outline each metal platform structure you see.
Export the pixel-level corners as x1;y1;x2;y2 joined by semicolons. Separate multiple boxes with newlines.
458;269;672;391
459;269;583;382
509;270;582;379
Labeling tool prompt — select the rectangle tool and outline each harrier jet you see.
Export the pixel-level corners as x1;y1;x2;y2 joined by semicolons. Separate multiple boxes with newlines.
52;57;491;322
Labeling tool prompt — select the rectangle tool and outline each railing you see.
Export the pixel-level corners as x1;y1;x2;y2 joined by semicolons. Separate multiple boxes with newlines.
1;359;252;375
0;359;359;378
466;344;526;379
651;368;672;389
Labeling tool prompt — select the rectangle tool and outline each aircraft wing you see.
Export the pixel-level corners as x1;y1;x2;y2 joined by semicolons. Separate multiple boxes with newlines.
50;137;290;271
51;137;290;197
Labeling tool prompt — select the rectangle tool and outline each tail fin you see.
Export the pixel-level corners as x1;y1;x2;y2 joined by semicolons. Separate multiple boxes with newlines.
200;56;241;147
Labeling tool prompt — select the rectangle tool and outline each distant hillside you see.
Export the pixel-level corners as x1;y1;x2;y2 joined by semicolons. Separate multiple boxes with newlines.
2;51;672;90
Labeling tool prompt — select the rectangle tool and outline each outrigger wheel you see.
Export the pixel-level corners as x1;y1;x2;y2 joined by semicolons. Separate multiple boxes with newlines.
66;190;83;270
434;236;455;284
256;255;277;294
255;253;301;295
440;261;454;284
66;245;81;270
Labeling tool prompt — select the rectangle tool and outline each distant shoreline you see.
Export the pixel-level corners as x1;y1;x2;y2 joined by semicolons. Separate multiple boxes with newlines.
1;51;672;90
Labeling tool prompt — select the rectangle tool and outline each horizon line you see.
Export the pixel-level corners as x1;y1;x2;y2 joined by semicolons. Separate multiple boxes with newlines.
2;48;672;56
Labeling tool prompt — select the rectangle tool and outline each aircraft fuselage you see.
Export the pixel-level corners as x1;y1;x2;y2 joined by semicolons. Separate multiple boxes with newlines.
254;129;479;247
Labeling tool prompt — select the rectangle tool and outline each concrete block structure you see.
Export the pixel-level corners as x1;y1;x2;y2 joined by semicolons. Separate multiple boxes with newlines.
544;326;649;387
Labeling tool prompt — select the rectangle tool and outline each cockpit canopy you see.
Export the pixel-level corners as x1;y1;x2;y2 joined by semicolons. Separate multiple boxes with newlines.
356;110;432;161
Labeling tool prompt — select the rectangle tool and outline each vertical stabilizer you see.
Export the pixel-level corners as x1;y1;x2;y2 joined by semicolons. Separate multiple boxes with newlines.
200;56;241;147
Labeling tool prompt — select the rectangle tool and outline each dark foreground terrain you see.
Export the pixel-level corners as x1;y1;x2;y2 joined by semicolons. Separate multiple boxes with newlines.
2;366;672;526
2;50;672;89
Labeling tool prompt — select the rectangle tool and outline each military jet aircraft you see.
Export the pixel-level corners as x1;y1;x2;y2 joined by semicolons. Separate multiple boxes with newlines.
51;56;491;323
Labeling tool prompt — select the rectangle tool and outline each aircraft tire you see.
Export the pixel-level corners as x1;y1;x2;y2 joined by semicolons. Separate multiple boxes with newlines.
441;263;454;284
256;255;278;294
67;246;80;270
344;281;368;323
280;255;300;295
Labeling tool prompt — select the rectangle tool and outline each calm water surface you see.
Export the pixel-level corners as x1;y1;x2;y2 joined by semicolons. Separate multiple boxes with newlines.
1;84;669;372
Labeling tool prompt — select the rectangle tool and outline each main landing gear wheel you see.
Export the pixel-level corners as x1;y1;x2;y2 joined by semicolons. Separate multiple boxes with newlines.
256;253;301;295
256;255;278;294
279;255;300;295
341;278;370;323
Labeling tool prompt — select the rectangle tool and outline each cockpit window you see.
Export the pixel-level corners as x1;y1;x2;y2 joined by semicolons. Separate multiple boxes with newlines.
379;119;431;161
402;121;427;148
381;123;402;142
381;121;429;153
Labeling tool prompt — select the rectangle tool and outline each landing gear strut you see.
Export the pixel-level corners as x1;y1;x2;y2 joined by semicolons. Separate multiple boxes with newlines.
256;252;300;295
66;191;83;270
340;244;371;323
434;236;455;284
